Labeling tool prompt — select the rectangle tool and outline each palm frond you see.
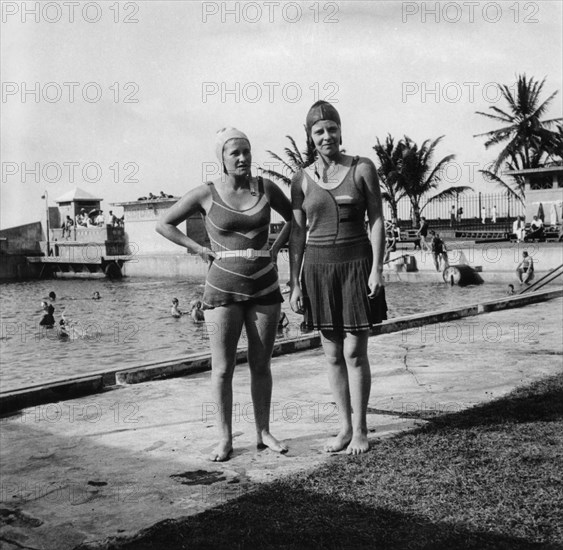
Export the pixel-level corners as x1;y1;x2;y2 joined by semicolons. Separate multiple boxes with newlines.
260;169;291;187
480;169;525;205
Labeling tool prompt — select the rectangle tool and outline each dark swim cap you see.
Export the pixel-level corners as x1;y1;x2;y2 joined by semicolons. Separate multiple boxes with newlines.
305;101;341;135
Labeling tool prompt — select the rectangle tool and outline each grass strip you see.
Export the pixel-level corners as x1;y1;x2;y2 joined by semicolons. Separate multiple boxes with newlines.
84;373;563;550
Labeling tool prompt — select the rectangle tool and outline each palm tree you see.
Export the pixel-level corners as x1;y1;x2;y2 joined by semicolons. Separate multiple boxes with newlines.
479;168;526;206
543;123;563;164
397;136;472;226
372;135;408;223
474;74;561;173
262;128;316;186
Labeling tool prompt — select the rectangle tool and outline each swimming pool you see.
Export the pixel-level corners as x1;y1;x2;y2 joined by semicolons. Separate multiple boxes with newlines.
0;277;513;391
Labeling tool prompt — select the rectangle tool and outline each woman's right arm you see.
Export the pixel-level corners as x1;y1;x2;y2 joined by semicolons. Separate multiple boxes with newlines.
289;171;307;314
155;186;215;261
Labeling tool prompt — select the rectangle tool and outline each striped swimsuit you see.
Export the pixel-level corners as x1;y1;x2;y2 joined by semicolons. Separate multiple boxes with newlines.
202;178;282;309
292;157;387;331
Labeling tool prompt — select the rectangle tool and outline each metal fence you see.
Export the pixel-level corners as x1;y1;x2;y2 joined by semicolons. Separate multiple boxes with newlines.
270;191;526;227
383;192;525;224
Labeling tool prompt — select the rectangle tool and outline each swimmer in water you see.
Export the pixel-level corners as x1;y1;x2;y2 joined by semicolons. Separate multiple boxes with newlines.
190;300;205;323
171;297;183;318
92;291;101;300
39;301;55;328
48;291;56;302
506;284;516;296
58;316;70;338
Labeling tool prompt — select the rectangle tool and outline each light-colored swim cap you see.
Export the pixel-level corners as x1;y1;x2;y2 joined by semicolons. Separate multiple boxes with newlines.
215;127;250;162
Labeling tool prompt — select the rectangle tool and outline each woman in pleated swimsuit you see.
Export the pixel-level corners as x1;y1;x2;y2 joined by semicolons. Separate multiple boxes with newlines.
289;102;386;455
157;128;292;461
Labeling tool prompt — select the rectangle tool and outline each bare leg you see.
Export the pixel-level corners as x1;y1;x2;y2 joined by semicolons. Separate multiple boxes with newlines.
442;253;449;270
244;302;288;453
321;331;353;452
343;331;371;455
204;304;245;461
516;269;524;284
420;236;429;252
523;270;534;285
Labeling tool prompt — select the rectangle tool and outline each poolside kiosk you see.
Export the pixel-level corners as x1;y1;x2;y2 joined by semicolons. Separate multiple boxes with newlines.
54;187;103;225
27;187;128;278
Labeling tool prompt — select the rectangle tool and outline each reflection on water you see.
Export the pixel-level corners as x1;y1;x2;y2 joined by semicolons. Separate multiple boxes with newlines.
0;277;509;391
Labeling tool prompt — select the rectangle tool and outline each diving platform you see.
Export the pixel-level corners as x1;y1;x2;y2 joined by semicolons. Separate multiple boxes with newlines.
27;226;130;279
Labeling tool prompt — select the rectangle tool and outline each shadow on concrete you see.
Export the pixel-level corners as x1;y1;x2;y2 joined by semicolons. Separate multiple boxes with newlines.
73;375;563;550
422;373;563;429
75;486;553;550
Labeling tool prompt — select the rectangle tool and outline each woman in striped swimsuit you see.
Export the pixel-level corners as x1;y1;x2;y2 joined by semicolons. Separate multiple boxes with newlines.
289;101;386;455
157;128;292;461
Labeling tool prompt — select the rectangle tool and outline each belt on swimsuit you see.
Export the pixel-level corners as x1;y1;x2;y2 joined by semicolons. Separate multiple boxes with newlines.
214;249;271;260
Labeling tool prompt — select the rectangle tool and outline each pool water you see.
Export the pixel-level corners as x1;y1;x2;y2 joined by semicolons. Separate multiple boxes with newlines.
0;277;510;391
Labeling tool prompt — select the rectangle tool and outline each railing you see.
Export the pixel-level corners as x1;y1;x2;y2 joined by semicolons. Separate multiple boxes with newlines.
383;192;526;223
52;226;125;243
519;264;563;294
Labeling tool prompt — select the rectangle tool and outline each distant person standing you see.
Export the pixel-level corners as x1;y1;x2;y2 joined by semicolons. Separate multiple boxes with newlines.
417;217;430;251
457;206;463;223
429;230;449;272
481;206;487;224
62;216;74;238
384;221;397;263
512;216;525;242
450;205;456;228
491;205;498;224
39;301;55;328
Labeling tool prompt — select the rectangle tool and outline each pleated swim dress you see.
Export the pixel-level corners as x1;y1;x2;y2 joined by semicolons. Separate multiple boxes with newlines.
202;178;283;309
292;157;387;331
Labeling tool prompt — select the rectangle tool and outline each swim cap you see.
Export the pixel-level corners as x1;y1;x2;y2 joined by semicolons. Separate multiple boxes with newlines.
305;101;341;135
215;127;250;162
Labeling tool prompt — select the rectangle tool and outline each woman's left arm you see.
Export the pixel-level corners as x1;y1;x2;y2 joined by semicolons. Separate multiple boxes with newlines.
264;179;292;259
358;158;385;297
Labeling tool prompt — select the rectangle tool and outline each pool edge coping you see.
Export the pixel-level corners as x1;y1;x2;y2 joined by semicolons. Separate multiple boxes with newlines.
1;287;562;415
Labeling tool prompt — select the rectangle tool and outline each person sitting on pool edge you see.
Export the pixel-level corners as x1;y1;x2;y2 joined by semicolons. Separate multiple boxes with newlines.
516;251;534;285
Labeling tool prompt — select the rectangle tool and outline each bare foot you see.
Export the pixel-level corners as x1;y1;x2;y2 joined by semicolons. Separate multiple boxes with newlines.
346;433;370;455
209;440;233;462
324;429;352;453
257;431;288;453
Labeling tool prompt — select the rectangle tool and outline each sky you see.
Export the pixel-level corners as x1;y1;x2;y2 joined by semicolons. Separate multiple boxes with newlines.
1;0;562;228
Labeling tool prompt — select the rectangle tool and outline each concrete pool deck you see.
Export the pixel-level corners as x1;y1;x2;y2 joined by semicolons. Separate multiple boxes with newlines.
0;293;562;549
